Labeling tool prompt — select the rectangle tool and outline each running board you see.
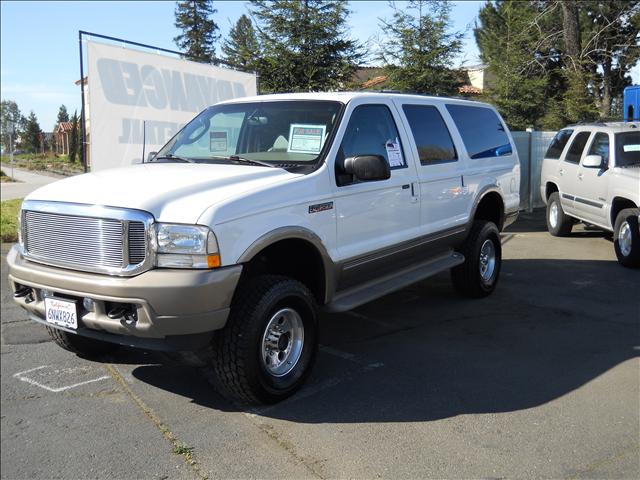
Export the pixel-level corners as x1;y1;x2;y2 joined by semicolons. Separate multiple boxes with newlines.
325;250;465;313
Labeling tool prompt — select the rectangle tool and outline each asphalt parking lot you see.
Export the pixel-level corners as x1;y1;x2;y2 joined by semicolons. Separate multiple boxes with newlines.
1;210;639;480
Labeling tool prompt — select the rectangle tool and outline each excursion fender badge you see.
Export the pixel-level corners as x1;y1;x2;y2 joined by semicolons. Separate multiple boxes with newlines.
308;202;333;214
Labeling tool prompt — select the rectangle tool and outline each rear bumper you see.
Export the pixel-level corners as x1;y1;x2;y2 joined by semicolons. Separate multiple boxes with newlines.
7;245;242;349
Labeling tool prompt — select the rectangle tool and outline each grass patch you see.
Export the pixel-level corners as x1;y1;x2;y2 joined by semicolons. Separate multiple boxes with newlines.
1;198;22;243
172;441;194;460
0;152;84;176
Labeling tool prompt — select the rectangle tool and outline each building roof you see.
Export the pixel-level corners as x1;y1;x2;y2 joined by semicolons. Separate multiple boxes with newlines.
56;122;73;133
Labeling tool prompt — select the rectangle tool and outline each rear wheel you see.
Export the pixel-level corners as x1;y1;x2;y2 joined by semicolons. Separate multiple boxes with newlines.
613;208;640;268
452;220;502;298
46;327;119;356
211;275;318;404
546;192;573;236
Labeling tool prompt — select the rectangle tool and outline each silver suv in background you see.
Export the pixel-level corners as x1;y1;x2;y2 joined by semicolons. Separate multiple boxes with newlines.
540;122;640;268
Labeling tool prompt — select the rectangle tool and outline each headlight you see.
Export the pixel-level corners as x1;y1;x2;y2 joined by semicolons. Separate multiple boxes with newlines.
155;224;220;269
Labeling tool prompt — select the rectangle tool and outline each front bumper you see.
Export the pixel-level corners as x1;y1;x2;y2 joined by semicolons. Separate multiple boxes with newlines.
7;245;242;351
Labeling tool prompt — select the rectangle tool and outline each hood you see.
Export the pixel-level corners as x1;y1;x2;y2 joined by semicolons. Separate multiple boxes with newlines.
26;163;301;224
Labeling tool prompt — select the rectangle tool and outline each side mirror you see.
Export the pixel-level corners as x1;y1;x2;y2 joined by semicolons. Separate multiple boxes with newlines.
344;155;390;181
583;154;603;168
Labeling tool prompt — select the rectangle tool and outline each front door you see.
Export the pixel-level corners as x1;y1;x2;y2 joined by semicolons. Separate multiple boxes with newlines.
332;100;420;288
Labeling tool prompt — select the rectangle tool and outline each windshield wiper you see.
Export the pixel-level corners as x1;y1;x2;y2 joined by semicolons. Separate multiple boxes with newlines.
210;155;279;169
154;154;195;163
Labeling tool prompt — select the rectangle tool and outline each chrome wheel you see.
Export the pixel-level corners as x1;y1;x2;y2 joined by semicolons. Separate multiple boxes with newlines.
619;221;632;257
261;307;304;377
549;202;559;229
479;239;496;282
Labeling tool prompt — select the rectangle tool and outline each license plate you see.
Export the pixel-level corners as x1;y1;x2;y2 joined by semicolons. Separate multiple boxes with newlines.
44;297;78;330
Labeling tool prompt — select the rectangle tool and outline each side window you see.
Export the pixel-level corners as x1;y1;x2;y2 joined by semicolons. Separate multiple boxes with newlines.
587;132;610;165
565;131;591;164
445;104;512;159
545;129;574;159
336;104;406;186
402;104;457;165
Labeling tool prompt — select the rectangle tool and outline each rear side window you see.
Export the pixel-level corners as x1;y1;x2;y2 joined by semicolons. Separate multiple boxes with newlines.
545;129;573;159
445;104;512;159
565;131;591;163
587;132;610;165
402;105;457;165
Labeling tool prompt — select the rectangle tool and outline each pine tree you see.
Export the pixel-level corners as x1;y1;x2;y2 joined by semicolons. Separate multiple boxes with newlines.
174;0;220;64
56;105;69;124
250;0;363;93
475;0;558;130
378;0;464;96
1;100;22;153
69;111;79;163
23;112;42;154
221;14;260;72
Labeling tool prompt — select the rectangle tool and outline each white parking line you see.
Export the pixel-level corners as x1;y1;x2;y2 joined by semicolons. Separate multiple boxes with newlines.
13;365;110;392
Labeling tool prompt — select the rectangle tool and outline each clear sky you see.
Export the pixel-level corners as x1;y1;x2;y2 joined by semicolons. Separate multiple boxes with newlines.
1;1;637;130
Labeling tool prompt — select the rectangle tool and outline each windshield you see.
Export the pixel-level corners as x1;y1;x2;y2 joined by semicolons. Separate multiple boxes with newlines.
155;100;342;169
615;131;640;167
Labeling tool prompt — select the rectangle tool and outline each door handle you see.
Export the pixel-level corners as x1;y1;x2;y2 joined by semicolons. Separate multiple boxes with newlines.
559;169;564;176
578;173;583;180
402;184;410;189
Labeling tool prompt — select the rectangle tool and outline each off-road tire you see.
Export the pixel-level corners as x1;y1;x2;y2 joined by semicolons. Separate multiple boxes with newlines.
613;208;640;268
546;192;573;236
46;326;119;356
451;220;502;298
211;275;318;405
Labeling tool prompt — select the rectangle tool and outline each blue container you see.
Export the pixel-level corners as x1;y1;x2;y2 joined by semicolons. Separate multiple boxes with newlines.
623;85;640;121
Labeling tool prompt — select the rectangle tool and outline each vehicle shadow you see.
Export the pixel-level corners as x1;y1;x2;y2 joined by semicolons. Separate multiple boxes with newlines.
506;209;611;239
129;257;639;423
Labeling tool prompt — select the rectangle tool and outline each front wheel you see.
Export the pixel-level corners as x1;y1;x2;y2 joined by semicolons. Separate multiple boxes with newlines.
613;208;640;268
451;220;502;298
211;275;318;404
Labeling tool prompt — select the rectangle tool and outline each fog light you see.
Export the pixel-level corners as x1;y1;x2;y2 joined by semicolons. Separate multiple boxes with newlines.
83;298;95;312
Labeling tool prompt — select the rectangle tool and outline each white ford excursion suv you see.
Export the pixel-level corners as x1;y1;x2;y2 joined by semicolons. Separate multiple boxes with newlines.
8;92;519;404
540;122;640;267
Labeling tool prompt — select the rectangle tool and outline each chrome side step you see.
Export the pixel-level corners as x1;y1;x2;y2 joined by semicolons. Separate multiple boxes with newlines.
325;250;465;313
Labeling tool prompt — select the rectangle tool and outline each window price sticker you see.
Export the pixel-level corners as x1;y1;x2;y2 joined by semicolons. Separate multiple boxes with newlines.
288;124;326;154
386;138;405;167
210;131;228;152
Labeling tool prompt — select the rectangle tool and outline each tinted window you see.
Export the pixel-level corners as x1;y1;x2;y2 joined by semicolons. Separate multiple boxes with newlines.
545;129;573;159
565;131;591;163
587;132;610;165
446;104;512;159
615;131;640;167
403;105;457;165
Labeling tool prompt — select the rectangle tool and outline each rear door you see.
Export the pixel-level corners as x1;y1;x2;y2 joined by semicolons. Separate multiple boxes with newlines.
559;130;593;216
574;131;610;226
395;101;468;236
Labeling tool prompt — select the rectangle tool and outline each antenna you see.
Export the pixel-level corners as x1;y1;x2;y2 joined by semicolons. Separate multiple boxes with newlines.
141;120;146;163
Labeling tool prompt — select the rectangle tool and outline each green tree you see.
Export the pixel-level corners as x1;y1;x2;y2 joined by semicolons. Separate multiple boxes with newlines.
221;14;260;72
174;0;220;64
1;100;23;153
23;111;42;154
378;0;464;96
69;111;79;163
56;104;69;124
250;0;363;92
475;0;557;130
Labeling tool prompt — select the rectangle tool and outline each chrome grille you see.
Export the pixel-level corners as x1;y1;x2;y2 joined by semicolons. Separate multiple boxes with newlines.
21;201;153;276
128;221;146;264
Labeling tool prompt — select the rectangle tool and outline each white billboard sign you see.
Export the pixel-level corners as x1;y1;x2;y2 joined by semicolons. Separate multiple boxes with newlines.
86;41;257;171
